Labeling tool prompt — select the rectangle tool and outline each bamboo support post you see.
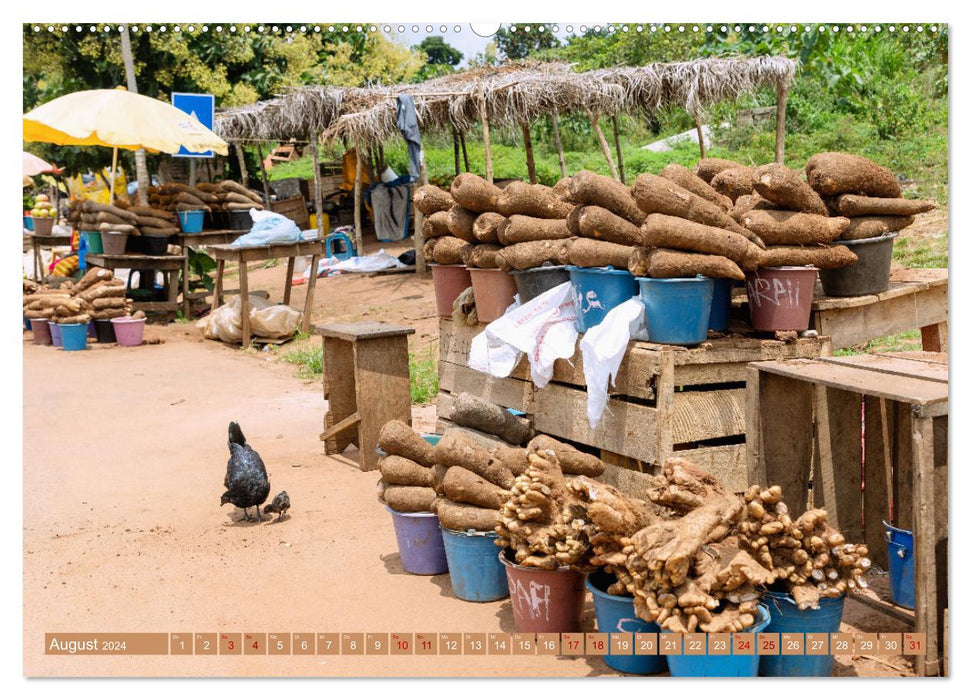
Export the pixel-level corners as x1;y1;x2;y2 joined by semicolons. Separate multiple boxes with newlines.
108;146;118;204
775;79;789;164
353;141;364;257
551;108;567;179
588;111;619;181
255;142;272;205
310;131;325;239
452;129;461;176
522;122;537;184
415;156;429;275
234;142;249;188
460;132;469;172
611;114;626;184
478;83;494;184
694;111;707;159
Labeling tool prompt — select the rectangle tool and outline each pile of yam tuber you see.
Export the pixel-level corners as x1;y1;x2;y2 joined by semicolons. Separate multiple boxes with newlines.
23;267;135;324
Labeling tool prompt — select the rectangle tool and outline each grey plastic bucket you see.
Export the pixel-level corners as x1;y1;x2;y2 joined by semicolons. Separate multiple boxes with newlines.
511;265;570;303
819;232;898;297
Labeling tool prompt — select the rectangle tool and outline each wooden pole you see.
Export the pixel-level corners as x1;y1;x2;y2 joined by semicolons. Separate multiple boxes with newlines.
775;79;790;164
694;111;707;159
611;115;626;185
588;112;619;181
452;128;461;176
460;132;469;172
234;142;249;188
414;156;429;275
551;108;566;179
309;131;324;239
255;142;272;205
478;84;493;184
353;141;364;257
108;147;118;204
522;122;537;184
377;143;386;173
188;159;197;187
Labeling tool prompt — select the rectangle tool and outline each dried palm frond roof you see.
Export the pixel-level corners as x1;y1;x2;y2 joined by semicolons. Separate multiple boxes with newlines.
215;55;797;145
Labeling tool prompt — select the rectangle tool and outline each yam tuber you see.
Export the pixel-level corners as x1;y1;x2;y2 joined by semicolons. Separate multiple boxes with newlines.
741;210;850;245
567;238;635;270
431;236;473;265
450;392;532;445
631;174;752;236
758;245;858;269
641;213;763;270
472;212;506;244
577;206;645;246
491;446;530;476
378;420;437;467
450;173;503;213
460;244;503;269
497;181;573;219
661;163;732;211
422;210;451;239
383;485;437;513
629;247;745;281
499;215;571;245
831;194;935;217
443;466;511;510
434;430;515;489
446;206;477;243
694;158;747;183
806;152;901;198
710;167;756;202
496;239;572;271
568;170;646;225
436;498;500;532
527;435;605;477
380;455;437;488
752;163;829;215
840;216;914;241
414;184;455;215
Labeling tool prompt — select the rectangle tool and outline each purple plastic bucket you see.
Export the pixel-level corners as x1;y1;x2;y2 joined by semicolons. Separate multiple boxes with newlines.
49;321;63;347
31;319;52;345
111;317;146;346
386;506;449;575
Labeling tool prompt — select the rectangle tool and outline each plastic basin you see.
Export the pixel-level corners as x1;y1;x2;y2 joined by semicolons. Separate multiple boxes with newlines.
31;318;52;345
49;320;63;347
567;266;637;332
586;569;667;675
386;507;448;575
819;232;899;297
500;550;586;633
82;231;103;254
708;278;733;331
638;276;714;346
666;604;771;677
111;317;146;346
760;590;845;676
469;268;518;323
885;521;915;609
745;266;818;332
177;210;205;234
430;264;472;317
440;528;509;602
102;231;129;255
58;323;89;351
511;265;571;303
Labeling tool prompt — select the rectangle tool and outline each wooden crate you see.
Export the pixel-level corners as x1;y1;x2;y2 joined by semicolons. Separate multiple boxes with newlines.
270;195;310;229
436;318;829;491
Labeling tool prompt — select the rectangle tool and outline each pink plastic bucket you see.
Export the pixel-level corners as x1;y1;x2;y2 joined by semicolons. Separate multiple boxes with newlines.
110;317;146;346
745;266;818;332
469;268;519;323
430;264;472;317
31;319;52;345
500;551;586;633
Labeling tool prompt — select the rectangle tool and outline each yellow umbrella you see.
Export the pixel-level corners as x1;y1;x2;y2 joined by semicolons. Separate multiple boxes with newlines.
23;87;229;200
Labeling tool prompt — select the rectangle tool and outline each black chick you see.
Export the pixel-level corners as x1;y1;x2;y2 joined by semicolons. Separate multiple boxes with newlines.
263;491;290;521
221;422;270;522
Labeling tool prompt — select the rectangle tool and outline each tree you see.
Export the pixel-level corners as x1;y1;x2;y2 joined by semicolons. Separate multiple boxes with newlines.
417;36;462;65
494;23;559;60
119;24;149;201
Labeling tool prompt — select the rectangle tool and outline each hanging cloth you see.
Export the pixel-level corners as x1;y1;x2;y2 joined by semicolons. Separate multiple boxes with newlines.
396;94;423;178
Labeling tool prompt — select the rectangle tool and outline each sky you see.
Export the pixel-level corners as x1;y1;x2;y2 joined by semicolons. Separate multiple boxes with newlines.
395;22;577;67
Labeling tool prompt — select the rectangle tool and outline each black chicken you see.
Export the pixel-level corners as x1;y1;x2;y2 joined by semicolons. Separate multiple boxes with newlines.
263;491;290;521
221;422;270;522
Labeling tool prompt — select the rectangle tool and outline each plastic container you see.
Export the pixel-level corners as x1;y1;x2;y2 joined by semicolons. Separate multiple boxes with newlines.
31;318;52;345
24;315;31;331
708;278;733;331
885;521;915;609
500;550;586;633
111;316;146;346
430;264;473;317
760;589;845;676
309;212;330;235
638;276;714;346
87;320;97;339
469;268;519;323
102;231;129;255
58;323;89;351
587;570;667;675
229;209;254;231
31;217;54;235
440;528;509;602
82;231;103;255
666;604;771;677
140;236;171;256
24;216;34;231
567;266;637;333
49;320;63;347
819;232;899;297
325;231;356;261
386;507;449;575
177;210;205;234
745;266;818;332
511;265;571;303
94;319;117;343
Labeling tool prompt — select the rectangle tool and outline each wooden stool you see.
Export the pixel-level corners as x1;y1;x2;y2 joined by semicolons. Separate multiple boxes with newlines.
316;322;415;471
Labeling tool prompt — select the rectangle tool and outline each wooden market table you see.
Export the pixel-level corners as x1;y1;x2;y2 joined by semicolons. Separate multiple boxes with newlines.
207;240;324;347
28;232;73;280
86;252;188;318
747;352;948;676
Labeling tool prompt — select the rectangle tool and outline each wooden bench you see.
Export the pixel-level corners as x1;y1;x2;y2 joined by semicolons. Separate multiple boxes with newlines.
316;322;415;472
747;353;948;676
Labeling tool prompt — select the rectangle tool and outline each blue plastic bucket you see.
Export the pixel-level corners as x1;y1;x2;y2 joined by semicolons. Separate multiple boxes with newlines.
440;527;509;602
885;521;915;609
177;210;205;234
49;321;63;347
667;604;771;677
24;315;31;331
637;276;714;346
760;590;845;676
82;231;104;254
386;507;448;575
24;216;34;231
58;323;89;351
87;320;97;339
586;570;667;675
567;266;637;332
708;278;733;331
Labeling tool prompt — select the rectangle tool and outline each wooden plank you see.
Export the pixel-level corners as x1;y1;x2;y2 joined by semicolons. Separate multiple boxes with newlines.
863;396;895;570
438;361;532;412
753;359;948;407
813;386;864;543
810;268;946;311
322;336;358;455
886;351;947;365
207;240;326;262
893;403;914;530
672;444;747;493
818;355;948;383
316;321;415;342
921;322;948;352
601;463;660;501
354;335;412;472
437;391;455;422
745;367;764;488
532;383;659;465
319;411;360;442
238;252;251;347
671;388;746;444
912;414;940;676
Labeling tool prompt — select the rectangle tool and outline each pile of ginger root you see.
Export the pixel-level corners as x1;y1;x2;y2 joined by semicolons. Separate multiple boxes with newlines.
494;443;871;635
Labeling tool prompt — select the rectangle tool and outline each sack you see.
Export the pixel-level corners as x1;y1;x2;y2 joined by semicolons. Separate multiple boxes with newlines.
579;298;645;428
196;294;303;342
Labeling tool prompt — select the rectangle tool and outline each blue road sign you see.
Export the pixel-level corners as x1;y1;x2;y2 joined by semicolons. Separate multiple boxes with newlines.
171;92;215;158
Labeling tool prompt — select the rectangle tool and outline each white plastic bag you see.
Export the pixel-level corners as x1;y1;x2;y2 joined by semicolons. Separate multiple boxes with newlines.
468;282;578;388
231;209;303;247
579;297;645;428
197;294;303;342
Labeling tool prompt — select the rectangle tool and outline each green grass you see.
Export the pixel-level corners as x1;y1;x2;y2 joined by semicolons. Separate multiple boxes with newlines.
281;342;323;378
409;346;439;404
832;329;922;357
892;234;949;269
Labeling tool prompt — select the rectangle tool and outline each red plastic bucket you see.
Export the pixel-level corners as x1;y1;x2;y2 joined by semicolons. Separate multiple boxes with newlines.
31;319;52;345
111;317;146;346
500;551;586;632
745;266;818;332
469;268;518;323
430;264;472;317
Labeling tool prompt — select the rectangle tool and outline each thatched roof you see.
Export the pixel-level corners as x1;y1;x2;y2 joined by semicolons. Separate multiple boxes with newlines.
215;55;796;146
